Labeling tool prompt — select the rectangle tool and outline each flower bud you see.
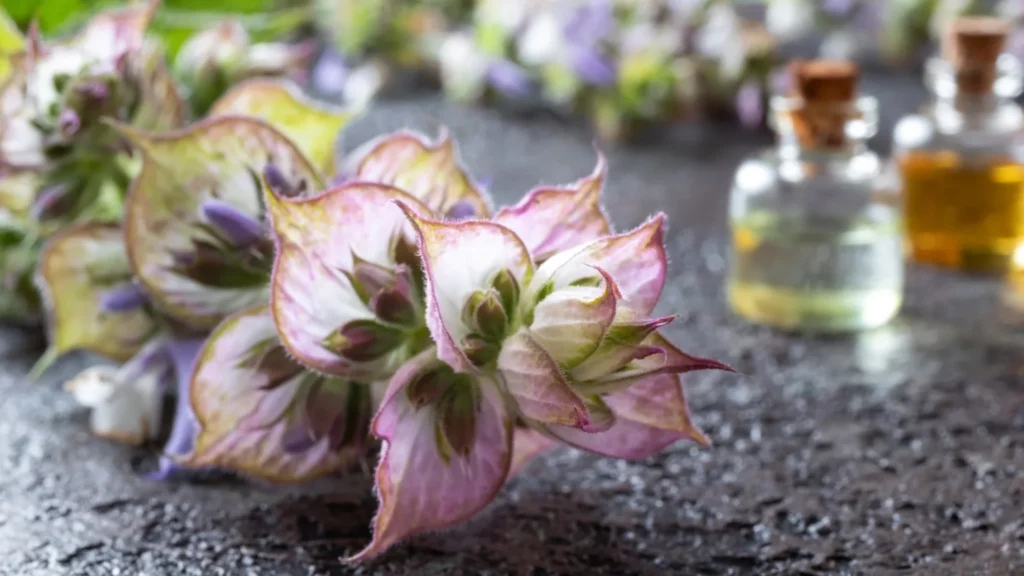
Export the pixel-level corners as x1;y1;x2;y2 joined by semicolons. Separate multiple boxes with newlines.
406;367;451;409
490;269;519;317
262;164;307;198
58;109;80;138
200;199;265;247
99;282;148;313
462;333;499;367
348;255;396;304
436;383;478;461
473;290;508;341
323;319;403;362
444;200;477;221
371;288;417;326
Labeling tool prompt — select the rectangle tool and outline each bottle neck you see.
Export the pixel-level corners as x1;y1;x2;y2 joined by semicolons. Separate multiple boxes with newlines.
771;95;877;162
926;55;1023;127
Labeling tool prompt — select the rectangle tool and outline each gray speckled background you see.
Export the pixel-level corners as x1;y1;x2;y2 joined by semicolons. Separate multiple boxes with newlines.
1;72;1023;575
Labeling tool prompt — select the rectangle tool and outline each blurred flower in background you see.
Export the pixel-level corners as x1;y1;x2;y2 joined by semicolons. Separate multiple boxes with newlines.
174;19;315;114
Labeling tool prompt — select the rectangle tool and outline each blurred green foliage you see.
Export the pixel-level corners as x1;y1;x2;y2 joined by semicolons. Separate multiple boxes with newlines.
2;0;309;57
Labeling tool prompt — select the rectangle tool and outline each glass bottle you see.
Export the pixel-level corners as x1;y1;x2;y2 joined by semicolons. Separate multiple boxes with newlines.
893;16;1024;273
727;60;903;333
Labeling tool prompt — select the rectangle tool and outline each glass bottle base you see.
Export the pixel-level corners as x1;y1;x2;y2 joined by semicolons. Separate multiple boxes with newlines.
907;233;1024;273
727;281;902;333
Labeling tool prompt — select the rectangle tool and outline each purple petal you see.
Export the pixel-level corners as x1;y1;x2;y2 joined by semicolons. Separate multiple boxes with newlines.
311;48;349;98
200;199;265;247
30;185;68;220
734;81;764;129
770;69;790;95
445;200;478;221
59;110;80;137
281;421;317;453
821;0;855;18
570;46;617;86
149;338;206;481
1009;30;1024;61
328;170;353;187
563;1;615;46
77;80;109;103
262;164;304;198
487;60;532;98
99;282;149;313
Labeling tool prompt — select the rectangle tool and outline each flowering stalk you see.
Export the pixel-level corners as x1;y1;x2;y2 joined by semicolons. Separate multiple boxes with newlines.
0;0;185;322
253;134;729;557
30;79;362;479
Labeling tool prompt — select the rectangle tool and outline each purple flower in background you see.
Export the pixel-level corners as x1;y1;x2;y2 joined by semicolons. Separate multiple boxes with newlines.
487;60;532;98
311;48;349;99
821;0;856;18
735;81;764;129
570;46;617;87
564;1;615;46
771;69;791;95
1009;30;1024;61
852;0;883;33
149;338;206;480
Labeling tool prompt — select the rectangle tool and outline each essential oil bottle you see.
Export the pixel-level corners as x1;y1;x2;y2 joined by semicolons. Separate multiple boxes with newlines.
727;60;903;333
893;16;1024;273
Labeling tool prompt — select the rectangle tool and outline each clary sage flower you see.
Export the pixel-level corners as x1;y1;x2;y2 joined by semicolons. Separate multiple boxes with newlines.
33;79;353;478
185;128;491;481
247;141;727;558
0;1;184;322
346;206;728;559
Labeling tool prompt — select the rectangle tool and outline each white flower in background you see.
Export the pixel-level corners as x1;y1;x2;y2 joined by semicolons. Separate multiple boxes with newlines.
343;62;385;110
697;4;749;81
174;19;247;80
518;11;566;66
65;341;170;445
620;20;682;57
765;0;816;41
29;46;90;114
475;0;529;33
440;32;491;101
998;0;1023;20
820;30;859;60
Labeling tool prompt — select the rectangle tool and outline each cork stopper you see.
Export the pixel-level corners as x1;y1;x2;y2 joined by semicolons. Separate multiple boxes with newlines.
786;60;860;148
942;16;1010;94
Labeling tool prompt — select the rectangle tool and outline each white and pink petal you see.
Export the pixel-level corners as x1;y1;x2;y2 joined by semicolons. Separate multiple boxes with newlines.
351;349;513;560
210;78;354;174
496;329;588;428
35;223;158;364
529;214;667;317
120;116;322;330
267;182;430;379
493;153;610;261
187;306;368;483
402;210;533;373
345;129;490;217
542;373;708;460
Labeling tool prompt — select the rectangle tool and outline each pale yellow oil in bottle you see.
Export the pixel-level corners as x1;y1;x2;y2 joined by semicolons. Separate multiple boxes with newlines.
727;211;903;333
900;151;1024;273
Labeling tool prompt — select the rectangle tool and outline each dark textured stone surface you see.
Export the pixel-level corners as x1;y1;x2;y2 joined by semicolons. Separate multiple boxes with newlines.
2;72;1024;576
